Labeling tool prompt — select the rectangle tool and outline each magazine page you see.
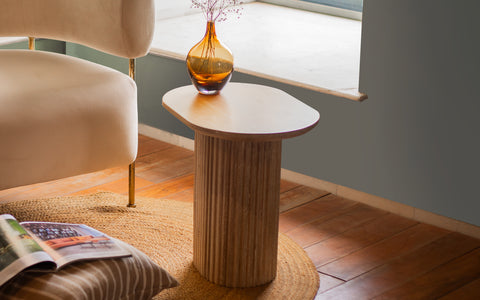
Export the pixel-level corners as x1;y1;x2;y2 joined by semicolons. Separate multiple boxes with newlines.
20;221;131;269
0;214;55;287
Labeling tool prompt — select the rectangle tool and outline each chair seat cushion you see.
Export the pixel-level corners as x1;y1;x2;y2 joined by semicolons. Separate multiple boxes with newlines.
0;50;138;190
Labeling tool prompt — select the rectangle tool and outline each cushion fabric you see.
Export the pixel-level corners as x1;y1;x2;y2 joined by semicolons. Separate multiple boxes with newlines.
0;239;178;300
0;0;155;58
0;50;138;190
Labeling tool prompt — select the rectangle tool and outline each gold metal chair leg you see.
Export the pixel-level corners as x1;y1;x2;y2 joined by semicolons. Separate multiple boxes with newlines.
28;37;35;50
127;162;136;207
127;58;137;207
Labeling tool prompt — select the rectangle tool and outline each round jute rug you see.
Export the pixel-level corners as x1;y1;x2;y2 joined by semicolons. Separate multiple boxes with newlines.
0;192;319;299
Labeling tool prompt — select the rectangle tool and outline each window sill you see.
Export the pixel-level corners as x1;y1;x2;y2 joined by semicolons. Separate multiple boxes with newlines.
151;2;366;101
0;37;27;46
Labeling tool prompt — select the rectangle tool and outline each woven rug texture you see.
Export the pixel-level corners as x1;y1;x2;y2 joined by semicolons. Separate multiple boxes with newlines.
0;192;319;299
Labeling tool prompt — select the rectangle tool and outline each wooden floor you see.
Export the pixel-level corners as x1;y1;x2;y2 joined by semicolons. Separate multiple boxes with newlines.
1;135;479;299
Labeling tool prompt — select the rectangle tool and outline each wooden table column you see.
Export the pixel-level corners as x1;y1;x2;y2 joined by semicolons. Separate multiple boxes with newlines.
163;83;319;287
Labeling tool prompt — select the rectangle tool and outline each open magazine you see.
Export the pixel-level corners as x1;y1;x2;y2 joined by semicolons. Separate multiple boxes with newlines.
0;214;131;287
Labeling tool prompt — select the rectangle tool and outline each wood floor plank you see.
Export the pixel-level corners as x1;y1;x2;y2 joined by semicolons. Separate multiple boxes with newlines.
136;150;194;184
279;194;357;233
136;144;192;166
305;213;417;268
68;176;155;196
439;278;480;300
136;173;194;198
374;248;480;299
137;156;194;184
318;223;450;281
162;188;194;203
138;134;150;142
317;233;480;299
137;135;173;158
286;203;388;247
279;185;330;212
280;179;300;194
316;273;345;295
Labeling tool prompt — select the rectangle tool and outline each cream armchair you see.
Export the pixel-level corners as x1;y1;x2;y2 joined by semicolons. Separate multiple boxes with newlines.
0;0;155;207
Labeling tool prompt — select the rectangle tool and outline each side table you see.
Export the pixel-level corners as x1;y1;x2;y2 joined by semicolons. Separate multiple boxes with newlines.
162;83;319;287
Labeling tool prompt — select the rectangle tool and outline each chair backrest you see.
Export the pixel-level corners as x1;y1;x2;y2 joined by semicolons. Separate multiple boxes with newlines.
0;0;155;58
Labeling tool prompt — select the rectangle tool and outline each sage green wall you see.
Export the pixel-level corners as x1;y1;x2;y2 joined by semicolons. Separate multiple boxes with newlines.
132;0;476;227
70;42;480;227
3;0;479;228
0;39;65;52
357;0;480;227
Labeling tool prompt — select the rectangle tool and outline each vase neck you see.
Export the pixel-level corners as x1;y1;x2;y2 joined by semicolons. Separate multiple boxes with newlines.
205;21;217;38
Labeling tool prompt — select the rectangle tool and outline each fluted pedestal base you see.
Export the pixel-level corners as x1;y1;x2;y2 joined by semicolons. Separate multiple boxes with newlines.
163;83;320;288
193;133;282;287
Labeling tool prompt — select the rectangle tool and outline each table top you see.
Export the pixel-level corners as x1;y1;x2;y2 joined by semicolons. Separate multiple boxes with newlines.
162;83;320;140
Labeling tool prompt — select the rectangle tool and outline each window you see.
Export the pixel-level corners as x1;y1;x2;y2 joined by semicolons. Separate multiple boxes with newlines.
301;0;362;12
259;0;363;20
152;0;365;100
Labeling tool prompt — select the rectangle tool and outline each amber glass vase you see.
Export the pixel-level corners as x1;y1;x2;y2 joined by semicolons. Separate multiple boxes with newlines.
186;21;234;95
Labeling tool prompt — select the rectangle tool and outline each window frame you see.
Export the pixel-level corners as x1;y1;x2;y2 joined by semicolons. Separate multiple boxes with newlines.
258;0;362;20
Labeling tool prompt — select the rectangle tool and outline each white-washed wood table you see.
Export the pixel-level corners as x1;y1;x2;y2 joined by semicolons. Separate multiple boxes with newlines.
163;83;319;287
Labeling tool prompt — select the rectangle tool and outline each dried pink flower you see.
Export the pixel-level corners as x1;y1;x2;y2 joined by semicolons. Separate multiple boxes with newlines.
191;0;244;22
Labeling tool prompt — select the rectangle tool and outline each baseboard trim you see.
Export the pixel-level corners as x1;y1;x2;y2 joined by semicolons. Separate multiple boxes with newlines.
281;169;480;239
139;124;480;240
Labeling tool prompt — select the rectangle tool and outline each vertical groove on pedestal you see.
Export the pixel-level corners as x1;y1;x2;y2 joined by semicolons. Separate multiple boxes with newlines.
193;133;282;287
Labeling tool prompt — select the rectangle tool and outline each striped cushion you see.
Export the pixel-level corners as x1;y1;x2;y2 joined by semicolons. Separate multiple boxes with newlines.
0;239;178;300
